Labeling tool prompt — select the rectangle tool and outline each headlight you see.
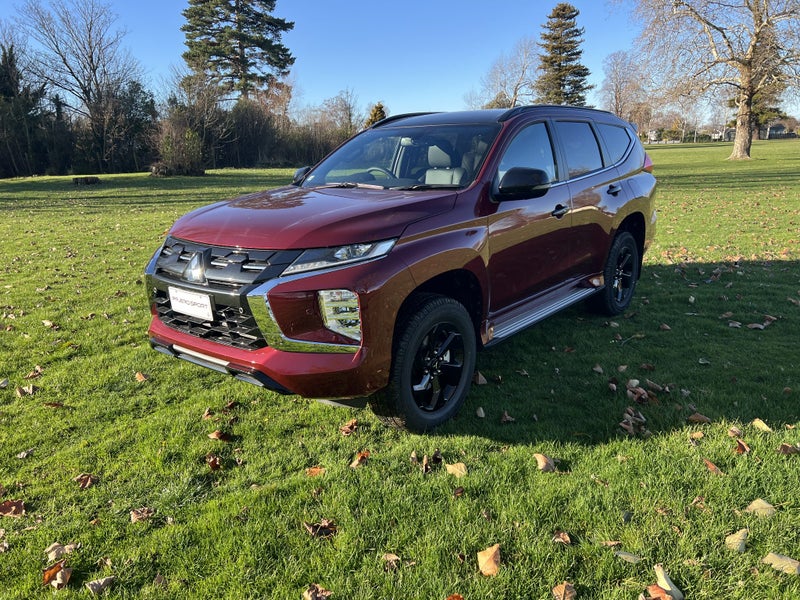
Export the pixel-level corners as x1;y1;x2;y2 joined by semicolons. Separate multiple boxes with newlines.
318;290;361;341
282;239;396;275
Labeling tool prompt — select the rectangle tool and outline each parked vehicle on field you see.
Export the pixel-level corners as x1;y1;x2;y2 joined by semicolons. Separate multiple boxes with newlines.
145;106;657;431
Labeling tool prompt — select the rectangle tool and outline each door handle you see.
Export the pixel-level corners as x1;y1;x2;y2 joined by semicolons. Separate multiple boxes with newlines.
551;204;569;218
607;184;623;196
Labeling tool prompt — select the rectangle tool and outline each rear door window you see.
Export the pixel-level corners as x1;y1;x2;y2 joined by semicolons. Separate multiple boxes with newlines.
553;121;603;179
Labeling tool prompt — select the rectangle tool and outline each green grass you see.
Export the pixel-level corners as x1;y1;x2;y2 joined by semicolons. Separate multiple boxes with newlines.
1;143;799;599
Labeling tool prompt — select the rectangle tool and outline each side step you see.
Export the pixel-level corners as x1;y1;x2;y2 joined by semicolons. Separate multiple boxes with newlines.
488;287;597;343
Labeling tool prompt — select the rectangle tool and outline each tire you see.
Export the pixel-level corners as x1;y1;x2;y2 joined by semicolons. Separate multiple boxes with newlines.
369;295;476;432
591;231;640;315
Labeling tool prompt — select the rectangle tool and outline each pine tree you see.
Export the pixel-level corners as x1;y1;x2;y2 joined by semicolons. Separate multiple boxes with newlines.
182;0;294;98
364;102;388;128
534;3;593;106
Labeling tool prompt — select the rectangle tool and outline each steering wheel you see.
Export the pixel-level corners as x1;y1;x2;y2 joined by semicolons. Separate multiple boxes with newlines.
366;167;394;179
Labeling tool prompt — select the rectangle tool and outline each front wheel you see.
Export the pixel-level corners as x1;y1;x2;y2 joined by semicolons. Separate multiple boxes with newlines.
591;231;640;315
369;295;476;432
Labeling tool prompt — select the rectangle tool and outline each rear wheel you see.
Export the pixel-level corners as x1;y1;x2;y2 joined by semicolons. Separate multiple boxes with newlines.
591;231;640;315
370;295;476;432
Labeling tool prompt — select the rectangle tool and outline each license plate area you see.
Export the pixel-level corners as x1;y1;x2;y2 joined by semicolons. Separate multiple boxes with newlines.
168;286;214;321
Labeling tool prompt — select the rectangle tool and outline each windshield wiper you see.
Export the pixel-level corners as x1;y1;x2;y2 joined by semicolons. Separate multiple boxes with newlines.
396;184;463;191
322;182;387;190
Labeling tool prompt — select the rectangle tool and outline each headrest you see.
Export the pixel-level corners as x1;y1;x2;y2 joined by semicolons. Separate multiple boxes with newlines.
428;144;452;168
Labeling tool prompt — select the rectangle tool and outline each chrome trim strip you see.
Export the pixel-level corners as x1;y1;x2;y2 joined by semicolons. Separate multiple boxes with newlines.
247;276;359;354
491;287;597;340
172;344;230;367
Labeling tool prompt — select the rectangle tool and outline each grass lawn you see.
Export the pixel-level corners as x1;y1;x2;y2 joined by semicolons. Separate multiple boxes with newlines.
1;143;799;599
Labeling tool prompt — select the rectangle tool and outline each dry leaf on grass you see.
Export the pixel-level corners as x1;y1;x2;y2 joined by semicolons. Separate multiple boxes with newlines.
552;581;577;600
643;584;673;600
725;528;748;553
45;542;79;562
339;418;358;436
130;507;155;523
777;443;800;455
134;371;149;382
206;454;222;471
687;412;711;424
42;559;71;589
0;499;25;518
552;530;572;545
445;595;465;600
303;519;337;539
477;543;500;576
615;551;643;563
305;465;326;477
207;430;232;442
349;450;370;468
703;458;725;475
73;473;98;489
85;575;115;595
762;552;800;575
382;552;401;571
303;583;333;600
445;462;468;478
476;406;485;418
473;372;487;385
534;453;556;472
752;418;773;433
653;564;684;600
500;410;515;423
745;498;776;517
734;439;751;454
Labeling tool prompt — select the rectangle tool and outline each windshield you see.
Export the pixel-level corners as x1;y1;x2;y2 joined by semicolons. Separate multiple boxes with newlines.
301;123;501;190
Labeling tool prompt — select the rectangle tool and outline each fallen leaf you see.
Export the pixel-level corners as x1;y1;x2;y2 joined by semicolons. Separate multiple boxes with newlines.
16;448;34;459
0;499;25;518
703;458;724;475
659;323;671;331
303;519;337;539
552;581;577;600
445;462;468;478
500;410;515;423
698;357;711;365
202;407;214;420
734;439;751;454
205;454;222;471
43;402;65;409
85;576;115;595
42;559;71;589
645;584;673;600
752;418;773;433
382;552;401;571
339;418;358;436
534;453;556;472
15;384;37;397
747;323;765;330
207;430;232;442
431;449;443;464
777;443;800;455
349;450;370;468
745;498;776;517
599;540;622;547
475;406;485;418
130;507;155;523
45;542;79;562
762;552;800;575
303;583;333;600
687;412;712;424
73;473;98;489
653;564;684;600
134;371;149;382
453;486;465;499
305;465;326;477
592;364;604;374
24;365;44;379
728;426;743;438
445;596;465;600
615;550;643;563
552;530;571;545
725;528;749;553
477;543;500;576
473;372;487;385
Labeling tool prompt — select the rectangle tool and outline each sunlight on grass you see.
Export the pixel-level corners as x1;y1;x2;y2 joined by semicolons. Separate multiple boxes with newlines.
1;145;798;598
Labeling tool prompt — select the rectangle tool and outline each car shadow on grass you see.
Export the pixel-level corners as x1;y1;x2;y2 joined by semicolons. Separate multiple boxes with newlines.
433;260;800;445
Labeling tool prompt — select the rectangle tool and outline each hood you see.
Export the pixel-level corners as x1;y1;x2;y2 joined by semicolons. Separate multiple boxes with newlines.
169;185;458;249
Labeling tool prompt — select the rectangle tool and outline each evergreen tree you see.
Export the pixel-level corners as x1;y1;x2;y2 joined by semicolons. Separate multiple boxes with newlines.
364;102;387;128
182;0;295;98
534;3;593;106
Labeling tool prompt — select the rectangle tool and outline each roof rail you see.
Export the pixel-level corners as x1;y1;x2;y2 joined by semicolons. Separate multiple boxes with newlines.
498;104;615;122
371;112;438;128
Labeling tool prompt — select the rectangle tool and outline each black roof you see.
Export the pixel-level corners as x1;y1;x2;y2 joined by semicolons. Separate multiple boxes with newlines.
372;105;622;128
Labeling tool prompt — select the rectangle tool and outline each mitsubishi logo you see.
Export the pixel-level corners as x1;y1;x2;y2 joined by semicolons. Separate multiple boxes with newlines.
182;251;208;285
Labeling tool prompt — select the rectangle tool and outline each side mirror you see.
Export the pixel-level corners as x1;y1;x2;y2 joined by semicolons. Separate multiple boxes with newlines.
496;167;551;200
292;166;311;185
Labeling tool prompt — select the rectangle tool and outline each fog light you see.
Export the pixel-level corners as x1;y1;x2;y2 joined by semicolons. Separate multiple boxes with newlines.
318;290;361;341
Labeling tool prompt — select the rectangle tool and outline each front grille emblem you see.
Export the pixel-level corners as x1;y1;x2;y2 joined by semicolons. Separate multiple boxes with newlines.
183;252;208;284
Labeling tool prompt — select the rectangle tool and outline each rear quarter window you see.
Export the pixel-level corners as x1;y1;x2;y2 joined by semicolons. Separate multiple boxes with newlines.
597;123;633;165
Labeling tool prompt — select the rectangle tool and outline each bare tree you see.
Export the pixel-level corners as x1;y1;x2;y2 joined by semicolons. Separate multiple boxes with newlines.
629;0;800;159
600;50;647;120
472;38;538;108
18;0;143;170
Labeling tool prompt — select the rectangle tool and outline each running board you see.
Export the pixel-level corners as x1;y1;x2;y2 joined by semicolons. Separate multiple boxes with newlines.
489;287;597;343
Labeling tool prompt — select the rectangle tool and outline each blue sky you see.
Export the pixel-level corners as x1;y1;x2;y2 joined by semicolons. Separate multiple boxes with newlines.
2;1;639;114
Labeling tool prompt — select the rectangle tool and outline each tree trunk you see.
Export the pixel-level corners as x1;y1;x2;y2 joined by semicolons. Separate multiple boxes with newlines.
729;88;753;160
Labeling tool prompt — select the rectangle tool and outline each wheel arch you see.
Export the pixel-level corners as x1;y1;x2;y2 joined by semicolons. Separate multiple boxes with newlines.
615;211;646;278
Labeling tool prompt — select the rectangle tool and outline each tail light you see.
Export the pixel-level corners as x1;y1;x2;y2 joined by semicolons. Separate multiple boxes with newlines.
643;153;654;174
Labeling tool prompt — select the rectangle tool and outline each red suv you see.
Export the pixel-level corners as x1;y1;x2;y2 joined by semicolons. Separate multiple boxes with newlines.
145;106;656;431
